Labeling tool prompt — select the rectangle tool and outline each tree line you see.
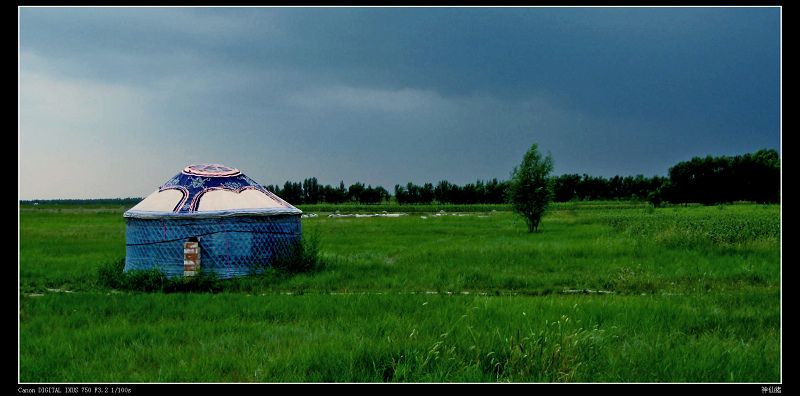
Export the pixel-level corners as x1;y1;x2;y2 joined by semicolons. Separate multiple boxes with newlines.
661;148;780;205
263;149;780;206
552;148;780;205
19;149;779;207
264;179;390;205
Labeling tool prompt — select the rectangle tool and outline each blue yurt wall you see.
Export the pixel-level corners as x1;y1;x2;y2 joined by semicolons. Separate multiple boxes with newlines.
123;164;302;279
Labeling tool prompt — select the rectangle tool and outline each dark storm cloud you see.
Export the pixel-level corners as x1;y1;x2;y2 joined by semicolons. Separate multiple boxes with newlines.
19;6;781;199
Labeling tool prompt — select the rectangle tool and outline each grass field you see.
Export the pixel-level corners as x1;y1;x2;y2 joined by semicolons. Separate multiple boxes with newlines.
18;202;781;383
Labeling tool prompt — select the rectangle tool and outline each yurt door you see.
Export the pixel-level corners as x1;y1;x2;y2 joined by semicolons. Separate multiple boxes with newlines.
184;237;201;277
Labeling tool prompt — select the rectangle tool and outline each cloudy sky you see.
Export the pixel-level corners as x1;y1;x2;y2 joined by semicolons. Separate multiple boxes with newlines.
19;6;781;200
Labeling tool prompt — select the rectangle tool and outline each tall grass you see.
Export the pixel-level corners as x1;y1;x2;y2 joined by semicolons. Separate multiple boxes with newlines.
18;203;781;382
19;291;779;382
601;204;780;246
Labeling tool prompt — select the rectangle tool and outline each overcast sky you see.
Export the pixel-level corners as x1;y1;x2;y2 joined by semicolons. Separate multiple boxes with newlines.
18;6;781;200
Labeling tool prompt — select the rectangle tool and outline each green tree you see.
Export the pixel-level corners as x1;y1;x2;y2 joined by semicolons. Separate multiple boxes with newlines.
507;143;554;232
302;177;321;204
347;182;365;203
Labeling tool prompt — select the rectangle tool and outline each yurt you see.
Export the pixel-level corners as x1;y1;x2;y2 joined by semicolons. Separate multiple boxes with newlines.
123;163;302;279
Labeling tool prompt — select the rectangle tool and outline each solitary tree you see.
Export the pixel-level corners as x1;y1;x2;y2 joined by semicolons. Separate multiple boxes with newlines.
507;143;555;232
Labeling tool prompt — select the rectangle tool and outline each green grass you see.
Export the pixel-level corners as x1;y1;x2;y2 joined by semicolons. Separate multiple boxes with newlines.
19;207;126;293
18;203;781;383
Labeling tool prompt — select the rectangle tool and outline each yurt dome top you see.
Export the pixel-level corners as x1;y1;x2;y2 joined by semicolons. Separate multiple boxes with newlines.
124;163;301;219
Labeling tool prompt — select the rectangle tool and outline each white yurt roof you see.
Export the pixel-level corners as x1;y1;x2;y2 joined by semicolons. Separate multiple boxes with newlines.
124;164;302;219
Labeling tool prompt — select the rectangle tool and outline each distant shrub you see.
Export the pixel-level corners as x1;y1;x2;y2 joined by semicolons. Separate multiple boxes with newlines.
270;231;326;275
